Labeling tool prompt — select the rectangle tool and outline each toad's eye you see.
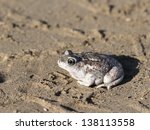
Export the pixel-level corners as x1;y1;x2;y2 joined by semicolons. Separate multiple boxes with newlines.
67;58;76;65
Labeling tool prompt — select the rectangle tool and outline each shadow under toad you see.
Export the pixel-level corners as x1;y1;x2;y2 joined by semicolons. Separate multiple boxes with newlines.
112;55;140;85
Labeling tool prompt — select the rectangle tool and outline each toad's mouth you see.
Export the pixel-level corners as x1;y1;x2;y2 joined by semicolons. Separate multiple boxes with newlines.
57;60;67;69
57;60;62;67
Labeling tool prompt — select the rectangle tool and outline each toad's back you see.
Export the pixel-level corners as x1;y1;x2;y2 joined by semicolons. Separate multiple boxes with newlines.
78;52;121;74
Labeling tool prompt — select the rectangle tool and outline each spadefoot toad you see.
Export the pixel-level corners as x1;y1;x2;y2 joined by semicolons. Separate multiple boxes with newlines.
57;50;124;89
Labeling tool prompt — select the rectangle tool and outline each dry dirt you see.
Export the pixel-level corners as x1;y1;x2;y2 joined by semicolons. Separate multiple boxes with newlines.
0;0;150;113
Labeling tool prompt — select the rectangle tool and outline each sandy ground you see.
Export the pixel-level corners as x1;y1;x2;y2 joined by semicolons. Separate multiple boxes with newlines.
0;0;150;113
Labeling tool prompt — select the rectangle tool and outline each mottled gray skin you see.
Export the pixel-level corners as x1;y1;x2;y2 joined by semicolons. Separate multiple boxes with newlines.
57;50;124;89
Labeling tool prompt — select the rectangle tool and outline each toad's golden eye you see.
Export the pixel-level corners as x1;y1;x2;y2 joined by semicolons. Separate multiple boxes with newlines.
67;58;76;65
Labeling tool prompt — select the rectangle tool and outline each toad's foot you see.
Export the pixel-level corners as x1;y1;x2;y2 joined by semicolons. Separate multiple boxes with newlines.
77;80;93;87
96;83;111;90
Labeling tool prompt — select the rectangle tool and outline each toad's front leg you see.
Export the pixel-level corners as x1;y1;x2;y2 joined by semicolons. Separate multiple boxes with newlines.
77;73;95;87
